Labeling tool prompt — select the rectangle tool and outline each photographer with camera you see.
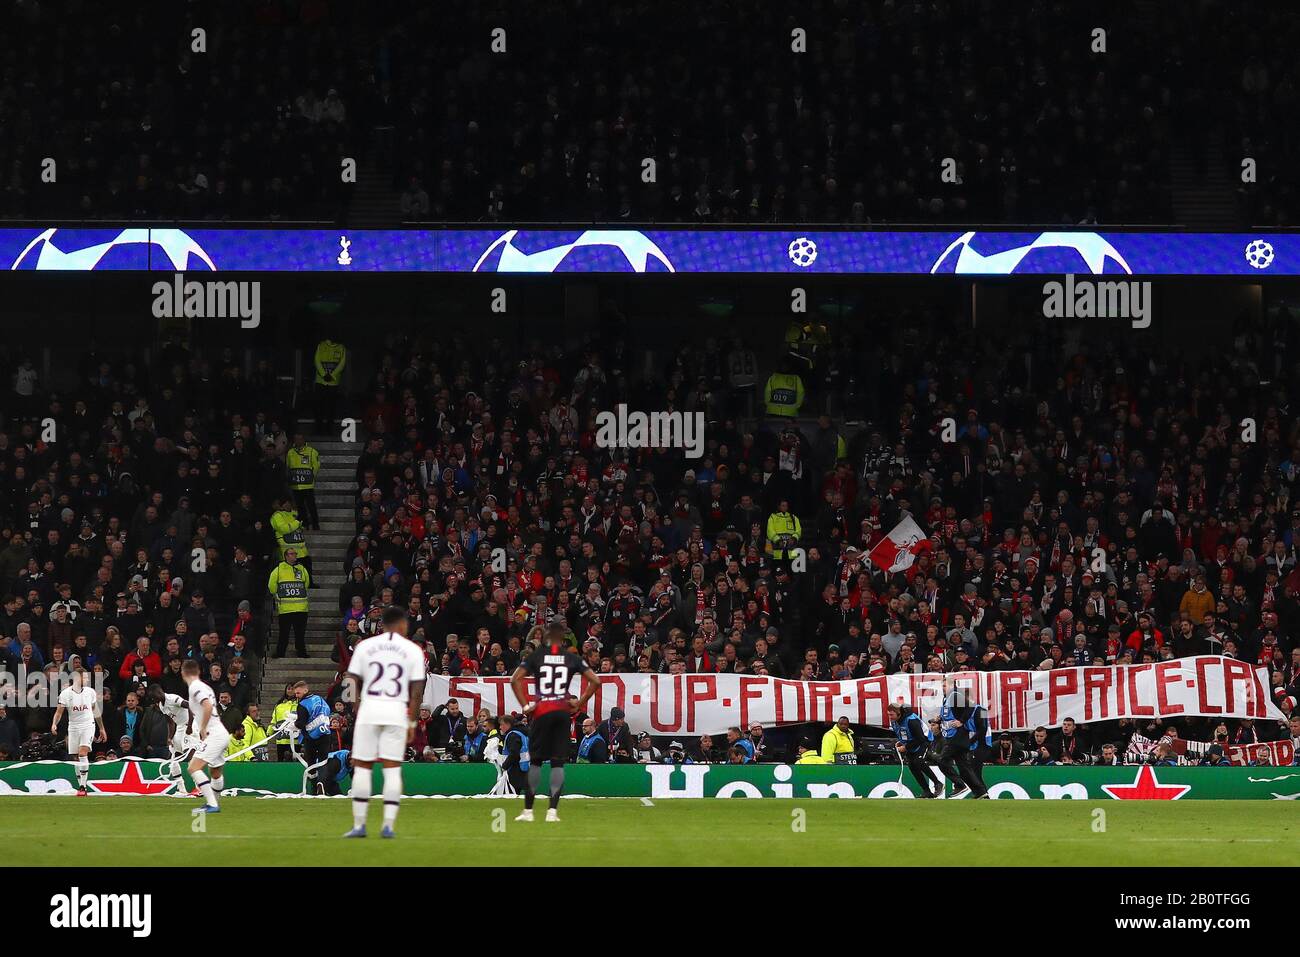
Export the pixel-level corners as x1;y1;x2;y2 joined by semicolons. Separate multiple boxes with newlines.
1027;727;1059;765
633;732;661;763
430;699;467;754
1199;723;1232;766
991;732;1034;765
660;740;693;764
1095;742;1124;766
597;707;635;763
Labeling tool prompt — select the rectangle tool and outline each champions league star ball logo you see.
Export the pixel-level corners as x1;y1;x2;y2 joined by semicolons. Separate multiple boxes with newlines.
787;236;817;267
929;231;1133;275
472;229;674;273
1245;239;1274;270
10;227;217;271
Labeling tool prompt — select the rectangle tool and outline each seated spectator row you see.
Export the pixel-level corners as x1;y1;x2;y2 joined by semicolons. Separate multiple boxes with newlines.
9;0;1294;225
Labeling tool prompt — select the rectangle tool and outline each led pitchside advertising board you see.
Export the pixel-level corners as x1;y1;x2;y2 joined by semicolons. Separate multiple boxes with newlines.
0;225;1295;275
3;760;1299;800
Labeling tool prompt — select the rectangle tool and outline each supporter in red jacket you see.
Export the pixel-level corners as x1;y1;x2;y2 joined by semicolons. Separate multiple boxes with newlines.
117;636;163;681
1125;613;1165;653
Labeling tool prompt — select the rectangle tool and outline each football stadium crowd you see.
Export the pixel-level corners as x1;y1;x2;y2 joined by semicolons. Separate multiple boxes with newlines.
0;0;1298;771
0;0;1293;226
0;340;289;760
4;307;1300;768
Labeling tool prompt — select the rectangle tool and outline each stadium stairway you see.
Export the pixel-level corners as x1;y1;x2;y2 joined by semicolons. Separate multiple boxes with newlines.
257;435;361;712
1170;129;1239;228
347;145;404;225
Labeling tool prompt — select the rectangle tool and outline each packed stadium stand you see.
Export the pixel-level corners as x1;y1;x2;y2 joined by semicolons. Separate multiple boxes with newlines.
2;291;1299;766
0;0;1292;227
0;0;1298;777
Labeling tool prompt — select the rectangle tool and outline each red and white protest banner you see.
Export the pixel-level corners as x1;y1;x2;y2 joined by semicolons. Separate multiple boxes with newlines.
1176;737;1295;766
1228;740;1295;766
425;655;1283;736
867;515;931;578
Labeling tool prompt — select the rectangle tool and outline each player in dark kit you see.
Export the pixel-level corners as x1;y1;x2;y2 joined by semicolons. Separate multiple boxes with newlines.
509;623;600;822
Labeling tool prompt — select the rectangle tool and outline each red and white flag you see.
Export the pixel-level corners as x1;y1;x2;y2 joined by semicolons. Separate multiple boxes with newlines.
868;515;931;577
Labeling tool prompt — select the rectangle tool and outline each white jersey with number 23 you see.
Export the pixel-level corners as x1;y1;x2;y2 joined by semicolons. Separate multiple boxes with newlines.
348;631;427;727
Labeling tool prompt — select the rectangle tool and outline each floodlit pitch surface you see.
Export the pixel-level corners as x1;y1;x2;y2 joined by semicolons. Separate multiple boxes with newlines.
2;798;1294;866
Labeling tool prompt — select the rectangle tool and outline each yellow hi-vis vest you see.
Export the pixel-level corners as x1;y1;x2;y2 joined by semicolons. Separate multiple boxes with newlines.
271;700;296;744
766;511;802;558
314;340;347;386
286;445;319;490
268;561;311;614
271;508;309;559
225;717;267;762
821;725;855;763
764;372;804;417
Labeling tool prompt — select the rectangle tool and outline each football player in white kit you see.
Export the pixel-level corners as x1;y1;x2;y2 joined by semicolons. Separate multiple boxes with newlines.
182;659;230;813
343;607;426;839
146;684;192;792
51;667;106;796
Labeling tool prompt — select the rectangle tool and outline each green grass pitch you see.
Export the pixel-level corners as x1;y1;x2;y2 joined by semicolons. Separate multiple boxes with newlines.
3;796;1295;866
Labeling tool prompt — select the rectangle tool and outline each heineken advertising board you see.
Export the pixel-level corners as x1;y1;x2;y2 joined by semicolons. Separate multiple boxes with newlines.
2;760;1299;800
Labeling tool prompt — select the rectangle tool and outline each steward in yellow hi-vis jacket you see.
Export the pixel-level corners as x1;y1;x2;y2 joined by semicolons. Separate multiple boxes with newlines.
820;717;857;765
765;500;802;561
796;738;831;764
763;371;804;417
314;339;347;386
313;338;347;430
286;440;319;490
271;498;311;568
286;434;321;530
269;549;311;659
271;693;297;760
225;714;267;762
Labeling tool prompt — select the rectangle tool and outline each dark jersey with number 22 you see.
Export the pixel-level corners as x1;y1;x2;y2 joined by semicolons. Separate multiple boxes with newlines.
523;644;588;717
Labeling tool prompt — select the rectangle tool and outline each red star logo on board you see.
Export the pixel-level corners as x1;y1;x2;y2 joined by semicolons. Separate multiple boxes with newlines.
1100;765;1191;801
86;761;178;796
